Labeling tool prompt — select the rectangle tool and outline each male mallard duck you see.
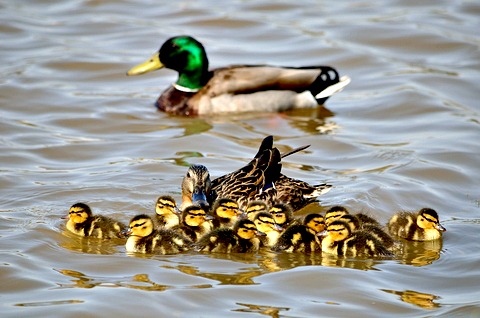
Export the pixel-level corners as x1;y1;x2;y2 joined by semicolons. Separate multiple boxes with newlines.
171;204;213;242
65;203;126;239
253;212;283;248
154;195;181;229
269;202;296;228
320;220;393;257
244;200;270;221
123;214;192;254
272;213;324;252
195;219;261;253
388;208;446;241
127;35;350;116
210;197;242;229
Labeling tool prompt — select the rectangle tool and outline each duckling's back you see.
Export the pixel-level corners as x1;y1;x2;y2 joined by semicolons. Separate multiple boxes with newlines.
273;224;319;253
340;231;393;257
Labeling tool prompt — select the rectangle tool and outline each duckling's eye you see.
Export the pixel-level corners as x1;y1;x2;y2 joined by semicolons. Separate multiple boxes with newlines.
186;172;191;178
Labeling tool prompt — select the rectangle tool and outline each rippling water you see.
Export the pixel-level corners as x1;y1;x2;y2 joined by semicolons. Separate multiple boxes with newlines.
1;0;479;317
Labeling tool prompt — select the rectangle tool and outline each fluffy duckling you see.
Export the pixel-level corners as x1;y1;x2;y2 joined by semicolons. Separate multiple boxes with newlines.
337;214;394;248
269;203;296;228
388;208;446;241
171;205;213;242
195;219;261;253
211;198;242;229
124;214;192;254
154;195;181;229
272;213;324;253
253;212;283;248
324;205;350;226
65;203;126;239
321;220;393;257
244;200;269;221
127;35;350;116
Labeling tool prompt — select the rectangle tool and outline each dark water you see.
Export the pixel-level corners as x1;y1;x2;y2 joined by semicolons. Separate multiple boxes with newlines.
1;0;479;317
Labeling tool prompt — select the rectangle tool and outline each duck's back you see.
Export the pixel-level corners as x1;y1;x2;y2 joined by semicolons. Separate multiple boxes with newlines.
89;215;126;239
340;231;392;257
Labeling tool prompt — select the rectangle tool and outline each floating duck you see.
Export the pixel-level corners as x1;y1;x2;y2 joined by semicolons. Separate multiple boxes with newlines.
154;195;180;229
124;214;192;254
272;213;324;253
65;203;126;239
127;35;350;116
253;212;283;248
195;219;261;253
210;197;242;229
388;208;446;241
171;205;213;242
320;220;393;257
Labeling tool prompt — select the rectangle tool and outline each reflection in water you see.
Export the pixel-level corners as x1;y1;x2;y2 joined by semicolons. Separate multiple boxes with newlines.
173;253;263;285
396;239;443;267
55;269;211;291
382;289;441;309
59;231;125;255
233;302;290;318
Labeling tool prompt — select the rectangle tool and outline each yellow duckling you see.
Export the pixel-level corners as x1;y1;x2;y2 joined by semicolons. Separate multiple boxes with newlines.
244;200;269;221
324;205;349;226
321;220;393;257
154;195;180;229
127;35;350;116
65;203;126;239
272;213;324;253
269;202;296;228
124;214;192;254
211;198;242;229
337;214;394;248
171;205;213;242
195;219;261;253
253;212;284;248
388;208;446;241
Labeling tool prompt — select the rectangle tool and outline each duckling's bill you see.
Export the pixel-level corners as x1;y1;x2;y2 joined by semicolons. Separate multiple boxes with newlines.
127;54;164;76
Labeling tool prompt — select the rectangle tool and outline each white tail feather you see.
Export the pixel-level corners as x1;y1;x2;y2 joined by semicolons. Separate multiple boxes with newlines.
315;75;351;99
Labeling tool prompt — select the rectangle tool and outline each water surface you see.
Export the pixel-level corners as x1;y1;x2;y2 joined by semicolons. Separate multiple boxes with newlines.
1;0;479;317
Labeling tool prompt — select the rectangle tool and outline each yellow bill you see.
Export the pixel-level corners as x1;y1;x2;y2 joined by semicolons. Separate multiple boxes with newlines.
126;54;164;76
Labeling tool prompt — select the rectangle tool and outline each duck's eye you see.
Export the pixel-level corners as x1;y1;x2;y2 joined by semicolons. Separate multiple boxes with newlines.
186;172;191;178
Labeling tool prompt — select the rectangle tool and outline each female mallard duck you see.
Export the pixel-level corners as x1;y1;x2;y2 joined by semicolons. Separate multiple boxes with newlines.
320;220;393;257
210;197;242;229
123;214;192;254
127;35;350;116
171;205;213;242
269;202;296;228
154;195;181;229
65;203;126;239
195;219;261;253
272;213;324;252
211;135;330;210
253;212;284;248
180;164;211;211
244;200;269;221
388;208;446;241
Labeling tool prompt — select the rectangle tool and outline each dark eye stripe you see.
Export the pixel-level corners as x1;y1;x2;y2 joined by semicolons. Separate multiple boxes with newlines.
133;221;146;228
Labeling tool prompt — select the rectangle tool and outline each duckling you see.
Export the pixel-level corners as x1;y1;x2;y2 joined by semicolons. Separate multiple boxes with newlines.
65;203;126;239
324;205;350;226
154;195;180;229
171;205;213;242
244;200;269;221
124;214;192;254
211;197;242;229
269;203;296;228
195;219;261;253
272;213;324;253
388;208;446;241
321;220;393;257
337;214;394;248
253;212;283;248
127;35;350;116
